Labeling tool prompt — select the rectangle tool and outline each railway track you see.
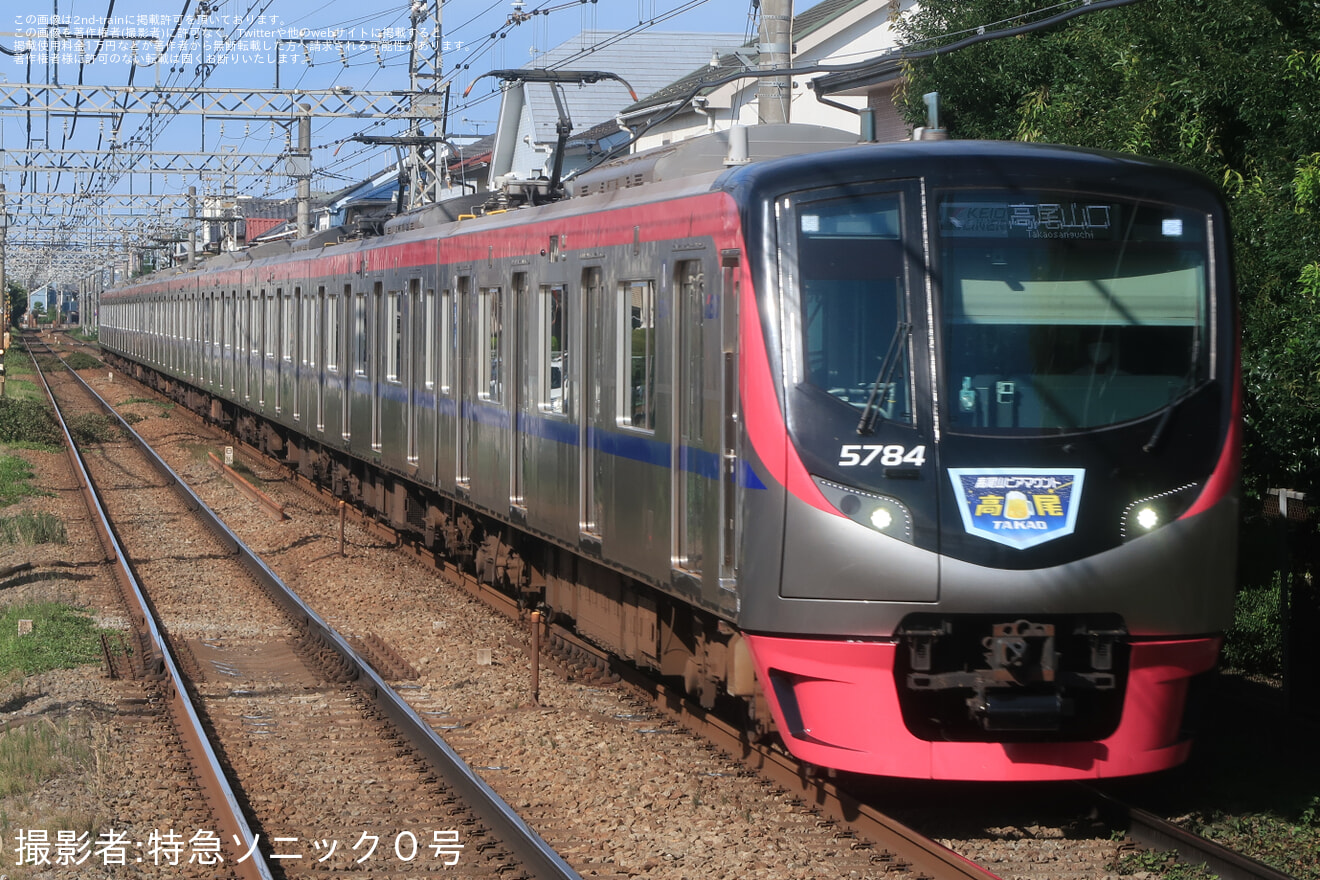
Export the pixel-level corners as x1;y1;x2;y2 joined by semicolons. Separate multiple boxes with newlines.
25;330;1303;880
26;333;577;879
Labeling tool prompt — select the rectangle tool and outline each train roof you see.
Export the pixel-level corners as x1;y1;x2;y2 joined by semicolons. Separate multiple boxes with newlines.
712;137;1226;206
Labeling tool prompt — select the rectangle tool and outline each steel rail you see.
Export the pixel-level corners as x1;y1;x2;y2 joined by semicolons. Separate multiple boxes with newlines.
25;336;275;880
1087;787;1301;880
41;342;582;880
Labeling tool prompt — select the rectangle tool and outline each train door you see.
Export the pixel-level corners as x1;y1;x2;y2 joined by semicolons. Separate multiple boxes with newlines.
580;266;604;542
224;291;234;394
302;287;316;429
674;259;717;579
343;284;357;441
718;252;741;587
289;288;299;422
511;272;528;510
455;275;472;488
372;282;385;452
407;278;422;467
242;290;253;402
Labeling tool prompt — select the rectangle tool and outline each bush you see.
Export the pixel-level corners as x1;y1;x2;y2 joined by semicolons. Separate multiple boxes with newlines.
0;399;62;448
62;352;102;371
66;413;119;445
1224;579;1284;677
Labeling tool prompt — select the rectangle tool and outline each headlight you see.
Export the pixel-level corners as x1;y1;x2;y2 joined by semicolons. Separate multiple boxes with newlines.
1120;483;1200;542
813;477;914;543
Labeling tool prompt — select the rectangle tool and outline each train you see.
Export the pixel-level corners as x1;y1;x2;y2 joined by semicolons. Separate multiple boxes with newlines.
98;123;1240;781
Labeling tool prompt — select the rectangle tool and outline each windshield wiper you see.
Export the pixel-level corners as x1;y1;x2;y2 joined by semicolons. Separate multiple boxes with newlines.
857;321;912;436
1143;371;1200;454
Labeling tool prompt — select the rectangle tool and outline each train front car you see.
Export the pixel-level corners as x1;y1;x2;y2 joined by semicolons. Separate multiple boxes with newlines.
729;141;1238;781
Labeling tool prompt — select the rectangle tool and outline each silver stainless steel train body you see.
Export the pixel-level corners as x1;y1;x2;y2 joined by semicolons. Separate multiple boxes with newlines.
99;126;1239;779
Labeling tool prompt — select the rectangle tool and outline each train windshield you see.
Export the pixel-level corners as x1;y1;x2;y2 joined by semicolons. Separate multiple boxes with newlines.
796;192;914;425
938;192;1210;432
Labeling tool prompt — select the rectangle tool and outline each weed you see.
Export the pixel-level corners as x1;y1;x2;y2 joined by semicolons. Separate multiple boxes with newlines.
65;413;119;445
1111;848;1216;879
0;456;53;508
61;352;102;371
0;718;94;797
0;400;62;449
121;397;174;419
0;512;66;545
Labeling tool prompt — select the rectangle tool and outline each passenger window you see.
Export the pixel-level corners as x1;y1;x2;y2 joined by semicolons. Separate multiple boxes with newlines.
480;286;503;402
541;284;568;414
620;280;656;431
386;289;403;383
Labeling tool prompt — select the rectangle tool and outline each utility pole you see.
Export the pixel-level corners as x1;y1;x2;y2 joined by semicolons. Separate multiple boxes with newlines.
295;106;312;238
187;187;198;265
407;0;444;210
757;0;792;124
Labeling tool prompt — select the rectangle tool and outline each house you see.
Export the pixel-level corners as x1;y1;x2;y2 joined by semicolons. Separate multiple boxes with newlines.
621;0;918;149
481;29;746;188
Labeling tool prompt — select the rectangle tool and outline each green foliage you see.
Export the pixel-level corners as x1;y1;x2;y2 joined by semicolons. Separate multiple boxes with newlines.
1111;847;1216;880
0;400;62;449
896;0;1320;499
65;413;119;445
4;281;25;327
1223;580;1283;676
0;603;112;676
0;456;52;509
61;352;102;371
1190;809;1320;878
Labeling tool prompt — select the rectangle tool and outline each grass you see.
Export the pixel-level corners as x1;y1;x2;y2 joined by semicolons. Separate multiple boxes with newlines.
0;350;46;405
0;512;66;546
0;718;95;798
0;602;115;676
121;396;174;420
0;456;53;508
61;352;102;371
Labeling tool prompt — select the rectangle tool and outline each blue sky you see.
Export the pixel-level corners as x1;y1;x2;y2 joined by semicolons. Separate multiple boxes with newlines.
3;0;822;200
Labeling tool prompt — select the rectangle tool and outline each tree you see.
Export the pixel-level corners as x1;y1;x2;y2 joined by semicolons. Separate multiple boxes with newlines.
5;281;25;327
896;0;1320;498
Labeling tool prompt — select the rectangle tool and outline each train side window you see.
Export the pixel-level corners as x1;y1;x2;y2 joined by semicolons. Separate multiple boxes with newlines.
326;288;340;372
440;286;453;394
353;290;368;376
247;290;258;356
620;279;656;431
265;290;277;359
419;281;435;391
480;285;504;402
386;288;403;383
283;289;296;362
540;283;568;415
304;288;317;368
